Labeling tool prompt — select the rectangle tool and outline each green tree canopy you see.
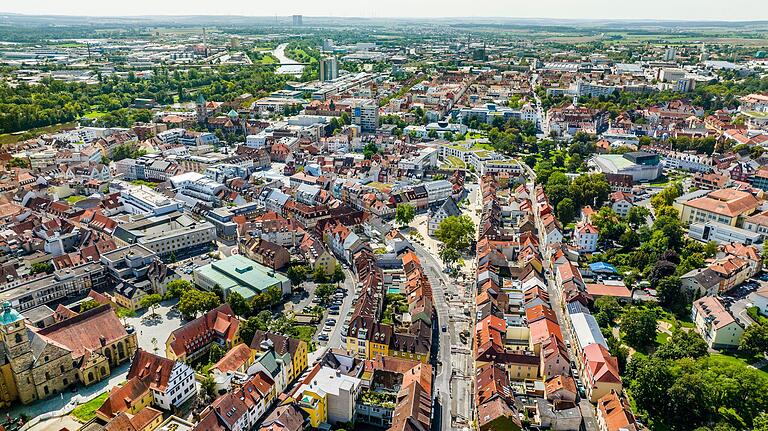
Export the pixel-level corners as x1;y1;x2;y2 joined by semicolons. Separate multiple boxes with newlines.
434;215;475;251
621;307;658;351
395;203;415;227
178;289;221;319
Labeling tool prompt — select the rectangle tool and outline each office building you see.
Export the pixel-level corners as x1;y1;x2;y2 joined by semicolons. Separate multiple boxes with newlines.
113;211;217;257
320;57;339;82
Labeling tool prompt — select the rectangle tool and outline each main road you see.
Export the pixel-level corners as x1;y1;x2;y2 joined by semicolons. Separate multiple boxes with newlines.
411;240;454;431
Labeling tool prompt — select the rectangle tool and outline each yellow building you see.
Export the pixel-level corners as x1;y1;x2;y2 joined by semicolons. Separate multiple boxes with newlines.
113;283;148;312
506;353;541;381
346;317;394;360
297;389;327;427
678;188;759;227
250;330;308;384
97;378;154;421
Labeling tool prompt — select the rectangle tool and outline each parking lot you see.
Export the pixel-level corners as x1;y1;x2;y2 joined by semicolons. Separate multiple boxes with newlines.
721;275;767;327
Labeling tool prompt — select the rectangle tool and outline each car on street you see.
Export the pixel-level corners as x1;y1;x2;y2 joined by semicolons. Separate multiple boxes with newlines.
441;324;447;332
317;334;329;341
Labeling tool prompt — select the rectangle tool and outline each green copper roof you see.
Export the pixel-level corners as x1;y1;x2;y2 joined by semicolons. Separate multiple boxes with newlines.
0;302;22;325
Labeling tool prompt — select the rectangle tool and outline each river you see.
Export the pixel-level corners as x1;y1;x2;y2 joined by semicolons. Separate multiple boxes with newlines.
272;43;305;76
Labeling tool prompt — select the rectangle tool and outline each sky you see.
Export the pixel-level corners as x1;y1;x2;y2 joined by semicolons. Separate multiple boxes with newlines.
1;0;767;21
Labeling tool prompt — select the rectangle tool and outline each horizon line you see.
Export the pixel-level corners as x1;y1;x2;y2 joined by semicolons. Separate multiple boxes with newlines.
1;12;768;23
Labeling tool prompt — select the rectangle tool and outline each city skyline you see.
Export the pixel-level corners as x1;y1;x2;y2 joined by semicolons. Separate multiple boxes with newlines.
2;0;768;21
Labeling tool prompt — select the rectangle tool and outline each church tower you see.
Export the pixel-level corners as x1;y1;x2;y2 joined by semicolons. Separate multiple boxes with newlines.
0;302;35;404
196;94;208;123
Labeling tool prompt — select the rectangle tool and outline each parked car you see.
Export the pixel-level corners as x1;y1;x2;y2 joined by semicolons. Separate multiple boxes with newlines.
317;334;329;341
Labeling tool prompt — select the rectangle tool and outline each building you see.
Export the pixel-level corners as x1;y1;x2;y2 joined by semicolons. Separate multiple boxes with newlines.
677;188;760;227
0;262;109;312
169;172;226;208
113;211;217;258
165;303;240;362
194;254;291;301
573;222;599;253
126;349;197;411
688;222;762;246
250;330;309;384
0;303;136;405
428;197;461;236
691;296;744;349
113;180;183;216
590;152;662;182
580;343;621;403
293;365;362;426
596;389;638;431
350;99;379;132
292;15;303;25
320;57;339;82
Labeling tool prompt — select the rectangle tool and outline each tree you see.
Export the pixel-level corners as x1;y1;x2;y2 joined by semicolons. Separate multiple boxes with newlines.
606;334;629;374
703;241;718;258
313;266;328;283
79;299;100;313
740;322;768;356
434;215;475;251
651;183;681;211
363;142;378;159
655;329;708;360
316;284;336;302
621;307;658;350
178;289;221;319
30;261;54;275
200;375;216;400
395;203;415;227
568;173;610;208
556;198;576;223
140;293;163;317
594;296;622;324
227;291;250;317
439;247;461;268
626;206;651;228
657;276;689;316
591;206;626;242
8;157;30;169
332;264;345;283
650;260;678;286
239;311;272;346
165;279;192;299
286;265;309;286
208;343;226;364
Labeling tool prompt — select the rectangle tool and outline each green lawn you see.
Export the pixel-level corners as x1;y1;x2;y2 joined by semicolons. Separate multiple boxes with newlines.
65;195;87;204
655;331;669;344
71;392;108;422
83;111;108;120
130;179;159;188
258;54;278;65
445;156;466;169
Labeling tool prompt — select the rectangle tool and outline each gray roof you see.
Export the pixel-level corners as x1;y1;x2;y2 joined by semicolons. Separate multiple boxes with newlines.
434;197;461;218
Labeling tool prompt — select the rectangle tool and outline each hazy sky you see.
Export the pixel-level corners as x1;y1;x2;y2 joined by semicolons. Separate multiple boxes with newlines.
1;0;767;21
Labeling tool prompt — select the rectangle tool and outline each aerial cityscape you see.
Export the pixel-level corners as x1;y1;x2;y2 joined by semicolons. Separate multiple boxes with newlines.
0;7;767;431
